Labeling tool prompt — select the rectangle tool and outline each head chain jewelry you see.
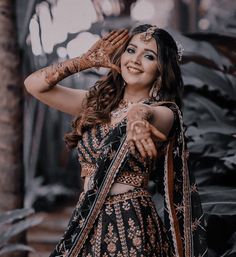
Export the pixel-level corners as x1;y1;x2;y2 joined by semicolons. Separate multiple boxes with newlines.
139;25;184;61
140;25;158;43
175;40;184;61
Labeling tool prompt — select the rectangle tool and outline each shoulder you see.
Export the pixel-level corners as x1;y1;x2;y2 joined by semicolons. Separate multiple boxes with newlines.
150;105;175;137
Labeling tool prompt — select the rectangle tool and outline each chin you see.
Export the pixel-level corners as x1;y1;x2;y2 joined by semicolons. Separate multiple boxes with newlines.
122;75;141;86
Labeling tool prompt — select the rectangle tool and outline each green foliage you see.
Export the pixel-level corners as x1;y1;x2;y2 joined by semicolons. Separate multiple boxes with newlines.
178;31;236;256
0;208;42;256
176;30;236;201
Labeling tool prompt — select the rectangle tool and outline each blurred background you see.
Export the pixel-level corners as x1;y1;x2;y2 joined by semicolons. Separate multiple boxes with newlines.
0;0;235;256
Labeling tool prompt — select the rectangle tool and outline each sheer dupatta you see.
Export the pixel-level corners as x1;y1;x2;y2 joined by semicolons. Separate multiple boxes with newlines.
49;101;207;257
151;101;207;257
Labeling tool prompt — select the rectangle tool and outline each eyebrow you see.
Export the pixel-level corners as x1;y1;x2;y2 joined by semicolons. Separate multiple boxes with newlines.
128;43;158;57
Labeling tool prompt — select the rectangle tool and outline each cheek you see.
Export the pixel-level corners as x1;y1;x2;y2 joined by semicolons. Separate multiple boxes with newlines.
120;53;127;67
146;63;159;79
120;54;128;75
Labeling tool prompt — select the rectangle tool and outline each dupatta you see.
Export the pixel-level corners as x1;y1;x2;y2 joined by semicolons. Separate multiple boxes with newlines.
49;101;207;257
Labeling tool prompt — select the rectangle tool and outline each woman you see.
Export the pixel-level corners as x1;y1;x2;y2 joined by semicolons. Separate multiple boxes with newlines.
25;24;207;257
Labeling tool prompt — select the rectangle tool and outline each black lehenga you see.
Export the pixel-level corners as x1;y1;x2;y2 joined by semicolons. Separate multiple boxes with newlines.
49;101;208;257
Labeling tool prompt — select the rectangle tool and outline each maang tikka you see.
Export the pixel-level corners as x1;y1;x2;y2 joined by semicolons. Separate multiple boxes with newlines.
140;25;158;43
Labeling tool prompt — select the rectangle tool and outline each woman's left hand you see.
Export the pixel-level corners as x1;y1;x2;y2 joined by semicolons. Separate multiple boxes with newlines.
126;104;167;159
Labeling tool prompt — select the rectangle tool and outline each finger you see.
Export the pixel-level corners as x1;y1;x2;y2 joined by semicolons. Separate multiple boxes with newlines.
149;124;167;141
108;29;128;42
141;139;153;158
135;140;147;158
111;31;129;45
103;30;117;40
128;140;136;155
114;34;129;48
146;138;158;158
141;139;154;158
133;132;151;141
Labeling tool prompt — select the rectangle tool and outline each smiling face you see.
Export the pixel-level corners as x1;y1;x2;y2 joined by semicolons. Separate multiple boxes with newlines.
120;33;160;90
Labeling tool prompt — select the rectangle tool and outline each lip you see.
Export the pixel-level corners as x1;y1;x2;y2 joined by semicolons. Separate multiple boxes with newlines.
126;65;143;73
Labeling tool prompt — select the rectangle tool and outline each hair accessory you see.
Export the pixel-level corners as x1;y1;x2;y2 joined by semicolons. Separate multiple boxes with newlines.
175;41;184;61
140;25;158;43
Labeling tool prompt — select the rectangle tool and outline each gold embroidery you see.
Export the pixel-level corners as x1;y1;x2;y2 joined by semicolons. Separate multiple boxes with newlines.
94;214;103;256
80;162;96;177
122;200;130;211
104;223;118;255
115;171;149;188
149;202;164;253
191;183;198;193
79;217;85;228
127;218;142;249
175;203;184;214
140;197;148;207
191;218;201;231
114;203;129;255
106;188;151;205
105;204;113;215
132;198;145;241
147;215;156;246
130;247;138;256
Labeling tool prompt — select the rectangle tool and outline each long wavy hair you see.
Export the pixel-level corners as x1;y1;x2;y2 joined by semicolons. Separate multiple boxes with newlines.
64;24;184;149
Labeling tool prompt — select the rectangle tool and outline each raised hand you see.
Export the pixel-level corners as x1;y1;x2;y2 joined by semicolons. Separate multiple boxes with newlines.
41;29;129;89
126;104;167;159
80;29;129;73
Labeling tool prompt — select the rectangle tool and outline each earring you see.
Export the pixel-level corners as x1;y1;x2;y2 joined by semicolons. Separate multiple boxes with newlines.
149;77;161;100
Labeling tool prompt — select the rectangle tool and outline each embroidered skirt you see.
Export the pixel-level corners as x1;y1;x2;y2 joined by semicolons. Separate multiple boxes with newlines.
79;187;173;256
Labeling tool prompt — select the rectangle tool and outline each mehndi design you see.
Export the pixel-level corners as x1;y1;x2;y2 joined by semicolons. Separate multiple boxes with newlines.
42;29;129;89
126;103;167;159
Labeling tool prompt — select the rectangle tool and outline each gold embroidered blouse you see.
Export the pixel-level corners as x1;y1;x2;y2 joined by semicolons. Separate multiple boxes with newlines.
76;118;172;188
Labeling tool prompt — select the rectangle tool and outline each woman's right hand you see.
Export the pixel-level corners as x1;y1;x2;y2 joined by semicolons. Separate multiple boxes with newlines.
24;29;129;116
79;29;129;73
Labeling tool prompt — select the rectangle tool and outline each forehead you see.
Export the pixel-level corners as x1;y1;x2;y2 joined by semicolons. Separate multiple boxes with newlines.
128;33;158;53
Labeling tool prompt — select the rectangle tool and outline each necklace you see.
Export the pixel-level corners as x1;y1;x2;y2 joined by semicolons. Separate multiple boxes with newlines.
110;100;130;119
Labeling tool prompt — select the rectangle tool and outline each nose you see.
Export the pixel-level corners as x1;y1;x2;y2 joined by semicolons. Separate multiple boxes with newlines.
131;53;141;65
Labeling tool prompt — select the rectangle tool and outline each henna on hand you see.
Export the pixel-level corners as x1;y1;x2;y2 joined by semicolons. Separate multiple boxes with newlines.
80;29;129;72
127;104;167;159
42;29;129;89
43;59;79;88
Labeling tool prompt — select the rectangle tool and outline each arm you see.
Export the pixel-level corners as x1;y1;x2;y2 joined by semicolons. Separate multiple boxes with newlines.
24;29;129;116
151;105;174;136
127;103;174;159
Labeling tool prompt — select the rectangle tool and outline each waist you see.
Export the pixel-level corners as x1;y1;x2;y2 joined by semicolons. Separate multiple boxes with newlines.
81;162;150;188
106;187;151;205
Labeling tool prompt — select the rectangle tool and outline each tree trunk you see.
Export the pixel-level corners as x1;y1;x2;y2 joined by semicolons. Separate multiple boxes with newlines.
0;0;26;254
0;0;25;256
0;0;23;211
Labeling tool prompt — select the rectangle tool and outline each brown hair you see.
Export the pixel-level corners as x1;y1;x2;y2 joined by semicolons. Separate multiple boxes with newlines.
64;41;128;149
64;24;183;149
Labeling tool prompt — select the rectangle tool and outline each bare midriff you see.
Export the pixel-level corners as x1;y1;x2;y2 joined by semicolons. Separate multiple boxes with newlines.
83;176;135;195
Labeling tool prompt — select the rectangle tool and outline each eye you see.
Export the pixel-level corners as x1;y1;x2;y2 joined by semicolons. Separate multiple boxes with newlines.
145;54;155;61
126;47;135;54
